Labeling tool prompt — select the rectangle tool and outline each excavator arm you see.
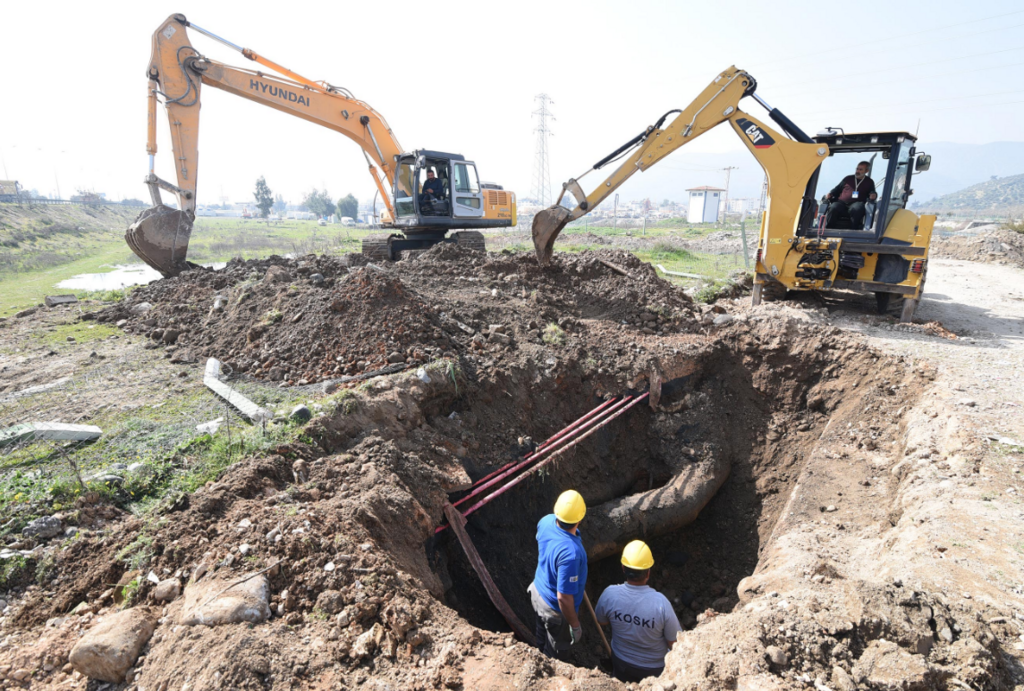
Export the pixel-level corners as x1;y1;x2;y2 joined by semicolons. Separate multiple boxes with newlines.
129;14;404;276
531;66;829;270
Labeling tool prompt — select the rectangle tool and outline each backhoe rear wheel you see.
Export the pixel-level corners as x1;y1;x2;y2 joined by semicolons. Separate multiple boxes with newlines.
875;291;892;315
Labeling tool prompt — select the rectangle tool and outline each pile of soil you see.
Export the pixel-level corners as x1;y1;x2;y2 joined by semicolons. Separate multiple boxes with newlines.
97;247;700;385
930;227;1024;267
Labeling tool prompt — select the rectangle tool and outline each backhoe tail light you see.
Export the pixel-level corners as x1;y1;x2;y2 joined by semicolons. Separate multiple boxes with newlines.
911;259;926;274
755;248;763;265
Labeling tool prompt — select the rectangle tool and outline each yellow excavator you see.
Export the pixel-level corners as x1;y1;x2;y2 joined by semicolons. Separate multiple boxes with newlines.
533;66;935;323
128;14;517;276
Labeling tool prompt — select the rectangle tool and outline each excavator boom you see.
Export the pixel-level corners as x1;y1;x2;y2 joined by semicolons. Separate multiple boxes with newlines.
532;66;827;265
129;14;404;276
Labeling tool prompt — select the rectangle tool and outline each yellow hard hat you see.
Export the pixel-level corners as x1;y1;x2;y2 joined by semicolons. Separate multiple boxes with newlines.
554;490;586;524
621;540;655;570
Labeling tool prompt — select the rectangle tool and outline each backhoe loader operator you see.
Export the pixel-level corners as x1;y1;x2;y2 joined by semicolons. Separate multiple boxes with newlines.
595;541;682;682
528;490;588;660
825;161;877;230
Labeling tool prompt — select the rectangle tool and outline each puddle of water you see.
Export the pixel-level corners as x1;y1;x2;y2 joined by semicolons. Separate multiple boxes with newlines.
57;263;226;291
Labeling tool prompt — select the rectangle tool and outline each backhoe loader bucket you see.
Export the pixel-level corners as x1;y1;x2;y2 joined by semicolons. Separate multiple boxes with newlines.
531;206;573;265
125;205;194;278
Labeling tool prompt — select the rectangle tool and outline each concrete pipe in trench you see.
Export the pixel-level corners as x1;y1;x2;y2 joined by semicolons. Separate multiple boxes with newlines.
583;452;731;561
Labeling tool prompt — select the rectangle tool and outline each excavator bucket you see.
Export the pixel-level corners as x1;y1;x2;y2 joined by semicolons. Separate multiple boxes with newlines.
125;205;194;278
531;206;573;265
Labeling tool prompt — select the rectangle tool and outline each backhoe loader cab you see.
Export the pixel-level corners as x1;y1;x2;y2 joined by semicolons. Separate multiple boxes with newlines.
756;129;936;322
798;131;928;240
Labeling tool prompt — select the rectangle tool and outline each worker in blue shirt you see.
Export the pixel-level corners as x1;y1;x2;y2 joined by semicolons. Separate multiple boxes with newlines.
527;490;589;659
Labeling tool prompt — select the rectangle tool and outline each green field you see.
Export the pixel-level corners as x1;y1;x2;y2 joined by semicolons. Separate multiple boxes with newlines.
0;211;372;317
0;205;756;316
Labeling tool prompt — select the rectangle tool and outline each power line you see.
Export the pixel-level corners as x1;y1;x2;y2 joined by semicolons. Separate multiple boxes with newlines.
765;45;1024;103
531;94;554;207
796;88;1024;117
753;8;1024;68
757;20;1024;77
768;59;1024;98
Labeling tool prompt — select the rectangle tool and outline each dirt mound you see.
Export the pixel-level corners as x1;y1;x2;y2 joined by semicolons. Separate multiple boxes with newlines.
97;249;698;386
930;228;1024;267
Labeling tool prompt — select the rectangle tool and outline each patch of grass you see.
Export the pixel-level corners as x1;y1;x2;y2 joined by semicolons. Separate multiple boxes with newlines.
121;577;141;607
172;422;297;494
542;323;566;346
695;281;727;303
261;308;283;325
0;555;31;591
116;534;155;571
35;552;57;585
74;285;135;303
35;321;119;347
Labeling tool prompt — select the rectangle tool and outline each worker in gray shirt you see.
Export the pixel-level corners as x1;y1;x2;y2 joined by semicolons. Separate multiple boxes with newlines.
595;540;682;682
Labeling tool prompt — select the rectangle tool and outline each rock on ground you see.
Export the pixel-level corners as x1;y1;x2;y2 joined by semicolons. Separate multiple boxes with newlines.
152;578;181;602
69;607;157;683
851;640;931;690
22;515;62;539
179;574;271;626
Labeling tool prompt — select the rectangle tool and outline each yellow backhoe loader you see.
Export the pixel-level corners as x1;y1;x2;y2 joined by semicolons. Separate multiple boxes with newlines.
533;66;935;323
128;14;517;277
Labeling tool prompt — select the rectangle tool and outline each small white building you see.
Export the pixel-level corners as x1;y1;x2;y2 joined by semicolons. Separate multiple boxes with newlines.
686;186;725;223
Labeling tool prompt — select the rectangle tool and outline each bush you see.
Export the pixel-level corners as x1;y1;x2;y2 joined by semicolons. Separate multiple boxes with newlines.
1002;220;1024;235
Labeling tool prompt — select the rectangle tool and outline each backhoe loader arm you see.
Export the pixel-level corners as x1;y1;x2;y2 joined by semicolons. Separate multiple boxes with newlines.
144;13;402;218
531;66;829;265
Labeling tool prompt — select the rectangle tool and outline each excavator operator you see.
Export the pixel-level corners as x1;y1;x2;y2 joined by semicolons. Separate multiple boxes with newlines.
420;169;445;205
825;161;877;230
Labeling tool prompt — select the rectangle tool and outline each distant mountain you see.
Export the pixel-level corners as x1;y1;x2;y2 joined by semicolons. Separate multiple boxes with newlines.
915;172;1024;214
911;141;1024;202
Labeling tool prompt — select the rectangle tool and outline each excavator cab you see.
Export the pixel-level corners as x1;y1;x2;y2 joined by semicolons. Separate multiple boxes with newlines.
369;150;514;259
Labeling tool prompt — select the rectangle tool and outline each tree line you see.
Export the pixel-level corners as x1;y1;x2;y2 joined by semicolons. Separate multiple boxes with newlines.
253;176;358;221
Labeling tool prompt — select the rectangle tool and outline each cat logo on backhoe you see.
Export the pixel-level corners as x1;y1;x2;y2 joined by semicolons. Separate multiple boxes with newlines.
736;118;775;149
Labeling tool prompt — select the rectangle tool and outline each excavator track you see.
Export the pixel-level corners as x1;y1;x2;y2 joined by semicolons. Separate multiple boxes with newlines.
360;232;486;261
360;236;391;262
452;231;486;253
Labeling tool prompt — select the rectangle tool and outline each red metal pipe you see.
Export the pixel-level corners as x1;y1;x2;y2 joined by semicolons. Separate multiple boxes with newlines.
463;396;622;491
450;396;633;511
459;393;649;521
436;396;639;534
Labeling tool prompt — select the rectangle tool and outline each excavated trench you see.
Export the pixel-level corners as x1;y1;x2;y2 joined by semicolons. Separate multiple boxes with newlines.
429;337;853;670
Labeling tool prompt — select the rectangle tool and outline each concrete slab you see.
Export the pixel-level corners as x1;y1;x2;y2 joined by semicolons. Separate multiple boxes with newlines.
44;295;79;307
0;377;72;403
203;359;272;423
0;422;102;448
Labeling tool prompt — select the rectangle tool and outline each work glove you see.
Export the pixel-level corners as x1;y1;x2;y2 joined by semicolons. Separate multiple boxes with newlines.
570;625;583;645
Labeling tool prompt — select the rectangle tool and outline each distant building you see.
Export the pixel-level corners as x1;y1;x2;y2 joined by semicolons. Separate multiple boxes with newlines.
727;197;759;214
687;186;725;223
0;180;21;203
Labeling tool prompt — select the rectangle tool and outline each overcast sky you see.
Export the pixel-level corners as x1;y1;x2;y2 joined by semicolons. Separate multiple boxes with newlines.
1;0;1022;206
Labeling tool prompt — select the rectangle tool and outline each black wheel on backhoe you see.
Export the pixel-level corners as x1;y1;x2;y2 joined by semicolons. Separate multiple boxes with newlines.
875;291;892;315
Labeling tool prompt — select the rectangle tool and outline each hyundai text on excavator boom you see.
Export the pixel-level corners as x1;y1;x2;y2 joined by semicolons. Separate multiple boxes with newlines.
532;66;935;323
128;14;517;277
